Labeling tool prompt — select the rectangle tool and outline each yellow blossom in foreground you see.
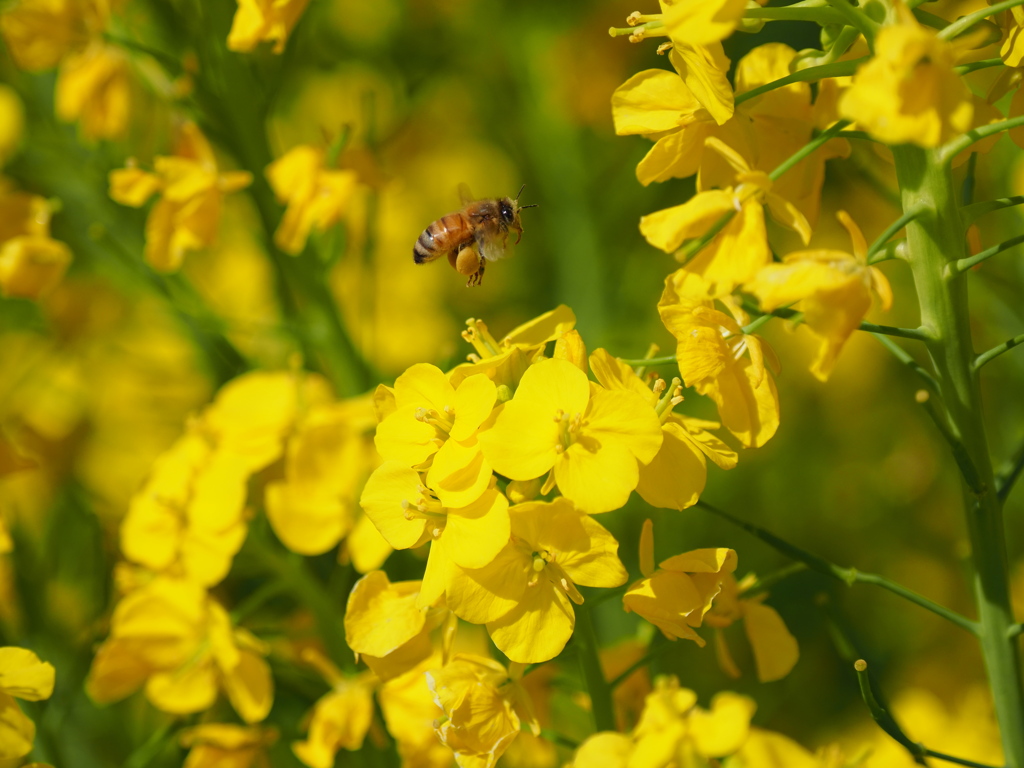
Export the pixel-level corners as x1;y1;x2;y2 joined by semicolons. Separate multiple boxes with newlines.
360;462;510;607
87;577;273;723
589;349;736;510
659;277;780;448
54;41;131;140
839;11;972;147
446;498;627;663
426;654;538;768
266;145;359;255
746;211;892;381
705;572;799;683
228;0;311;53
180;724;277;768
479;358;662;514
291;648;375;768
344;570;447;681
109;123;253;272
0;647;55;759
374;363;497;507
624;520;737;644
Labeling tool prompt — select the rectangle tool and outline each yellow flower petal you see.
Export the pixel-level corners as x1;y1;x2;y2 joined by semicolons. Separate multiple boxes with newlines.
443;489;510;570
555;439;639;515
636;421;707;511
640;189;734;253
0;648;54;701
426;438;491;509
612;69;704;136
742;601;799;683
359;462;430;550
688;691;755;756
487;581;575;664
0;691;34;760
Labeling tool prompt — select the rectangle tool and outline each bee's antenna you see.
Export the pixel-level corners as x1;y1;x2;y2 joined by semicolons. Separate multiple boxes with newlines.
519;204;539;210
516;183;526;200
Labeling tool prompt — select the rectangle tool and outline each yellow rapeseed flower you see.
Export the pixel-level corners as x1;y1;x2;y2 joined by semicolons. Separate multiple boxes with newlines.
640;137;810;298
589;349;737;510
573;676;756;768
0;179;73;300
449;306;577;389
109;123;253;272
0;0;105;71
344;570;448;681
54;41;131;141
705;572;800;683
87;577;273;723
291;648;375;768
360;462;510;607
479;358;662;514
266;145;359;255
228;0;311;53
745;211;893;381
839;9;972;147
179;724;277;768
658;277;780;448
0;647;55;759
378;659;452;768
624;520;737;644
426;654;538;768
266;396;382;558
374;363;497;508
660;0;747;48
445;498;627;663
119;430;249;587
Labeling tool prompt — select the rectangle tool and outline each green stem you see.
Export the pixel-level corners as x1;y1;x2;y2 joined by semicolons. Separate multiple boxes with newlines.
955;57;1006;75
744;5;850;26
939;0;1024;39
867;206;925;263
941;115;1024;164
870;333;940;392
949;234;1024;276
740;562;809;597
892;145;1024;767
742;304;930;340
822;0;881;42
616;355;680;367
854;661;1001;768
734;59;863;107
696;501;977;634
574;602;616;733
996;438;1024;503
962;196;1024;225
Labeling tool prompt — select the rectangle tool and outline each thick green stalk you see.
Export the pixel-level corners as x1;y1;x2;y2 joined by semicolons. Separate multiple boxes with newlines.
574;602;616;733
892;145;1024;765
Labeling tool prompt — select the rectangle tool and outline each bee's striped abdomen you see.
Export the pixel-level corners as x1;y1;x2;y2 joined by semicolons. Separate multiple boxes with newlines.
413;212;473;265
413;229;436;263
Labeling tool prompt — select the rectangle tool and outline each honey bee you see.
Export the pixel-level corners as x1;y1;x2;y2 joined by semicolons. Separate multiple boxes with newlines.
413;184;537;286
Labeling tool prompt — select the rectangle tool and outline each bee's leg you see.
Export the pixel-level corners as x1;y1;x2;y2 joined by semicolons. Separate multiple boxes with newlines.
467;261;485;287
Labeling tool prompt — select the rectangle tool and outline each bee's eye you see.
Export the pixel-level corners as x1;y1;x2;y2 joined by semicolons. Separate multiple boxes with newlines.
500;201;514;222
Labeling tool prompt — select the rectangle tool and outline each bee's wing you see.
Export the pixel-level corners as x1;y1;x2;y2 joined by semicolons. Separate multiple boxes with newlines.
457;183;475;206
